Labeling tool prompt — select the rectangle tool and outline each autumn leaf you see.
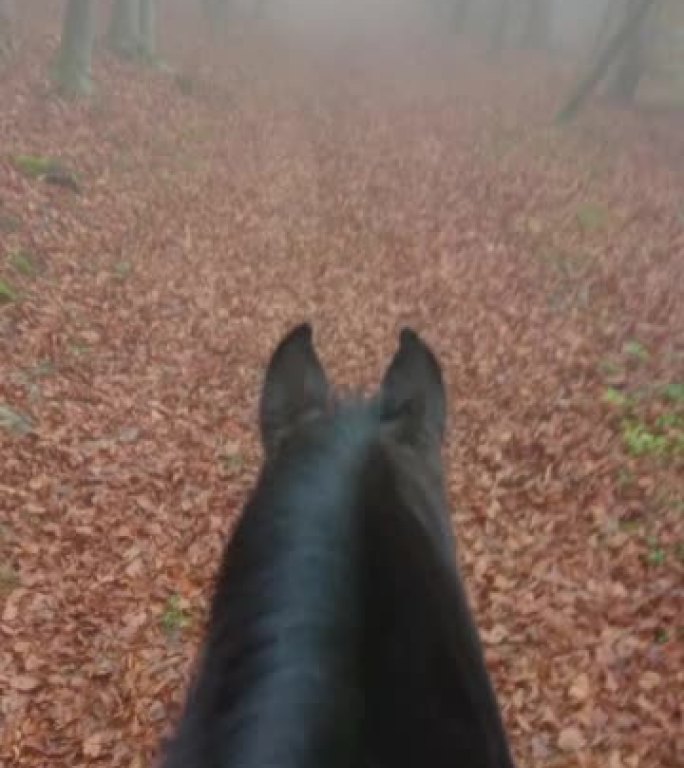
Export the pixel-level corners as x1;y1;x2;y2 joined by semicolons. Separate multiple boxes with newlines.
569;673;590;702
11;675;41;692
558;726;586;752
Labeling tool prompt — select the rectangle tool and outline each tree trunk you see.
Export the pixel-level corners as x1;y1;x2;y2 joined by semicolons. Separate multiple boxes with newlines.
138;0;156;60
0;0;16;61
54;0;95;95
592;0;623;55
203;0;230;25
522;0;551;49
450;0;471;33
489;0;511;56
556;0;658;122
607;0;653;103
109;0;140;58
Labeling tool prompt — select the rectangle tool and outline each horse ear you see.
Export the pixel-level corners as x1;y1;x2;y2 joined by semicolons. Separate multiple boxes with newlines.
259;323;330;454
380;328;446;443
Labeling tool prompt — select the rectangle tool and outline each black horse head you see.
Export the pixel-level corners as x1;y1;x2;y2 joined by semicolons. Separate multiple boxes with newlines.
161;324;514;768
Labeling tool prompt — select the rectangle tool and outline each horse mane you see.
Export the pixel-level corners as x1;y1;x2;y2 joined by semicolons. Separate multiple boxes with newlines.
363;436;515;768
163;403;377;768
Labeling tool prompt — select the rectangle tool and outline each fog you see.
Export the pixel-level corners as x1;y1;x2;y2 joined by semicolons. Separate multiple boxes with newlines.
251;0;620;54
263;0;433;41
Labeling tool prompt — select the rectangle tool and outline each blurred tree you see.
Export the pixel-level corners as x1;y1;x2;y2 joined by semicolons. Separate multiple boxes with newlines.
489;0;511;56
203;0;231;25
592;0;623;55
557;0;659;121
108;0;157;61
450;0;472;33
109;0;141;58
0;0;15;62
139;0;157;60
522;0;551;49
607;0;655;103
54;0;96;95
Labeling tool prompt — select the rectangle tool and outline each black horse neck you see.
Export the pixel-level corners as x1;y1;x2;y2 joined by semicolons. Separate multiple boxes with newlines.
168;406;377;768
163;401;515;768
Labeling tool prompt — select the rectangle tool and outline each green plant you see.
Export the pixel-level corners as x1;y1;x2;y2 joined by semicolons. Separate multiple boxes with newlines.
622;421;668;457
672;433;684;457
675;542;684;564
623;340;649;363
0;277;18;303
26;360;56;380
0;563;20;595
9;250;36;277
576;201;608;233
13;154;61;178
603;387;630;409
13;155;80;192
68;341;91;358
671;499;684;515
161;594;190;636
0;404;33;435
618;515;642;532
218;440;244;474
662;383;684;404
645;538;666;567
656;412;683;431
113;260;132;280
598;359;623;378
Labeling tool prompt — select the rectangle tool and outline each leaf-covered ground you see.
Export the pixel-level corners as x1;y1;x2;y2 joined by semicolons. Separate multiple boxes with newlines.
1;12;683;768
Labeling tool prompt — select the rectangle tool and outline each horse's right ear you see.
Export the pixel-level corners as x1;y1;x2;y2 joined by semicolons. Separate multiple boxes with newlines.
380;328;446;443
259;324;330;454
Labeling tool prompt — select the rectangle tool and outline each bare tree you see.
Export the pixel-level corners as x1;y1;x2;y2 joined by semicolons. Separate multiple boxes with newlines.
592;0;624;54
138;0;157;60
203;0;231;25
109;0;140;58
607;0;654;103
489;0;511;56
522;0;552;49
450;0;472;33
109;0;157;61
54;0;96;95
0;0;15;62
557;0;659;122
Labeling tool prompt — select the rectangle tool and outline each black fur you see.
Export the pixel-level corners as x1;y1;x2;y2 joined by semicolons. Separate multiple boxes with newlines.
161;325;515;768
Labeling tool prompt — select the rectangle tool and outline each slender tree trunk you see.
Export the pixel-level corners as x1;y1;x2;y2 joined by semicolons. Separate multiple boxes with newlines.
0;0;16;61
253;0;269;21
54;0;95;95
556;0;659;122
138;0;156;60
109;0;140;58
592;0;623;55
203;0;230;25
450;0;471;33
522;0;551;49
489;0;511;57
607;0;653;103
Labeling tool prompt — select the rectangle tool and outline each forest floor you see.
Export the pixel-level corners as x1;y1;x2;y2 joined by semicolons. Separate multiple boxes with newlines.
1;13;683;768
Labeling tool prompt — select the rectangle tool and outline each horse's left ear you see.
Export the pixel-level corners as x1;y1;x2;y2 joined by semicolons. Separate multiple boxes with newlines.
259;323;330;454
380;328;446;443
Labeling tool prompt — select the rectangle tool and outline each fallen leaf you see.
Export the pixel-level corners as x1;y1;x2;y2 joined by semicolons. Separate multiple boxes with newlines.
83;732;103;758
638;672;661;691
569;672;590;702
558;726;586;752
11;675;41;692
